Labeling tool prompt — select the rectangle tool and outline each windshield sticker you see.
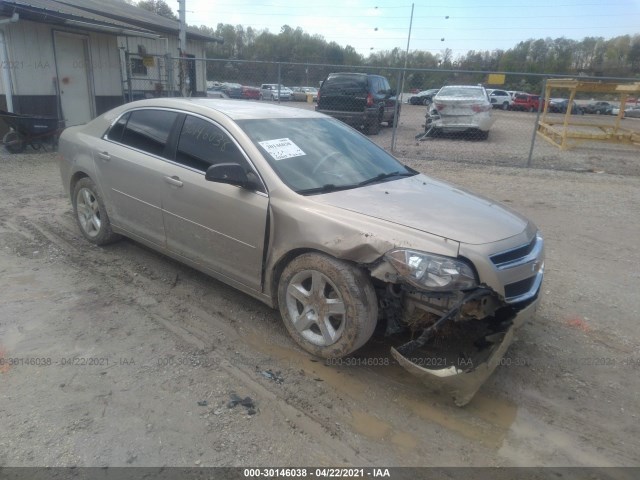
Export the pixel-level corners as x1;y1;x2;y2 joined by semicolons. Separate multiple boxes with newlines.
258;138;306;161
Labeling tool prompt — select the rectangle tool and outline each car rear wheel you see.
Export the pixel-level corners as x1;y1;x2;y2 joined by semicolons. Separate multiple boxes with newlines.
278;253;377;358
72;177;120;246
363;120;380;135
422;97;430;106
502;102;509;110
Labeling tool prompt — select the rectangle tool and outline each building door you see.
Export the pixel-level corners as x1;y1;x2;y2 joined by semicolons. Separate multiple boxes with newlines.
54;32;94;126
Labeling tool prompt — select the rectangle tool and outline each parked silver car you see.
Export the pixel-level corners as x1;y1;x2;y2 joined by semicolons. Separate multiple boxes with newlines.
424;85;495;140
58;98;543;405
291;86;318;102
260;84;292;101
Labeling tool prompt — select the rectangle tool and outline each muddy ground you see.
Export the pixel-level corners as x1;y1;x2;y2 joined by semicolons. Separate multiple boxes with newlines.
0;127;639;468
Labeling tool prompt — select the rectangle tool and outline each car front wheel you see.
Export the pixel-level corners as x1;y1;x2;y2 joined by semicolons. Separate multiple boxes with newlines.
278;253;377;358
72;177;120;245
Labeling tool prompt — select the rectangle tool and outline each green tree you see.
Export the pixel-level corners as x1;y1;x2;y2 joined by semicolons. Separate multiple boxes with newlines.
137;0;177;20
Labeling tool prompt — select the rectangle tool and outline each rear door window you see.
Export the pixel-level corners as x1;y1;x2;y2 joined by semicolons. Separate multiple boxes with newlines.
106;112;130;142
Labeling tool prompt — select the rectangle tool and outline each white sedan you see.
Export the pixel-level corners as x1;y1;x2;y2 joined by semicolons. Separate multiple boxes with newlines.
424;85;495;140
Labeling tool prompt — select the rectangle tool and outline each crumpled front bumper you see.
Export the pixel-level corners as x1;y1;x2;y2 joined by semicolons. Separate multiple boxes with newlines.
391;295;539;406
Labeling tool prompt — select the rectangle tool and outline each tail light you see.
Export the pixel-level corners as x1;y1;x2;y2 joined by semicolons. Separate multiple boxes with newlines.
471;104;490;113
316;90;321;102
366;93;374;107
434;103;445;111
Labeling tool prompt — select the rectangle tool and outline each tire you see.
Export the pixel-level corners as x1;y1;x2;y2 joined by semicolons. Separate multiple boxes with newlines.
528;106;535;113
422;97;430;106
3;131;26;153
277;253;378;358
363;120;380;135
72;177;120;246
502;102;509;110
477;130;489;140
259;93;263;100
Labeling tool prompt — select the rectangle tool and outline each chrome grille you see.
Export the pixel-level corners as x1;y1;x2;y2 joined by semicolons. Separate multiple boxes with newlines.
491;234;544;304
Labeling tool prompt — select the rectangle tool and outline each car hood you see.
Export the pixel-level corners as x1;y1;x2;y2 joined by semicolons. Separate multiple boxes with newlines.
312;174;528;245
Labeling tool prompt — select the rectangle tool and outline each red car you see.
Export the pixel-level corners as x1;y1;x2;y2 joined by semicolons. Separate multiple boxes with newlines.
512;93;541;112
241;85;261;100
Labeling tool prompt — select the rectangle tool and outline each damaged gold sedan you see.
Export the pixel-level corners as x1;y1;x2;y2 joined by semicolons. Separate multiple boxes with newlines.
59;98;544;406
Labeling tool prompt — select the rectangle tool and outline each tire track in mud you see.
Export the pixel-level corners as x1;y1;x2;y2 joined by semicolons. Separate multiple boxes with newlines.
1;213;376;465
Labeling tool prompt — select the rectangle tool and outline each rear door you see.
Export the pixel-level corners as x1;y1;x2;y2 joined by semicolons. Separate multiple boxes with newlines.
160;114;269;291
96;108;181;247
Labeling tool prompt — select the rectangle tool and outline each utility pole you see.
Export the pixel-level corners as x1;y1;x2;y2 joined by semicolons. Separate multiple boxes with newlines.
178;0;187;96
391;3;414;152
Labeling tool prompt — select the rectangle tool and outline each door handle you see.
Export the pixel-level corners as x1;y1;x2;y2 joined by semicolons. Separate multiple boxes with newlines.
97;151;110;161
164;175;183;187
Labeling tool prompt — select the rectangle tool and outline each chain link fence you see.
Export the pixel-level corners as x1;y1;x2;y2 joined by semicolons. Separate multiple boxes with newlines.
122;55;640;176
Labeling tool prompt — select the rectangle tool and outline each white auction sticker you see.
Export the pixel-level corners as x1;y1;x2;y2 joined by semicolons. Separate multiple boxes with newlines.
258;138;306;161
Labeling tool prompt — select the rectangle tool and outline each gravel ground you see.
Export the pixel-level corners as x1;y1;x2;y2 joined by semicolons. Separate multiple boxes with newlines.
392;107;640;177
0;133;639;468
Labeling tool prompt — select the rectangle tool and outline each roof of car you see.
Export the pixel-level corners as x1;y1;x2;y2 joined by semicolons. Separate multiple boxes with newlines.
327;72;383;78
438;85;485;92
117;98;324;121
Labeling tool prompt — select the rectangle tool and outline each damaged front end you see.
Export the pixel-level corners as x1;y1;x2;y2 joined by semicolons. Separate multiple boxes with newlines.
370;247;542;406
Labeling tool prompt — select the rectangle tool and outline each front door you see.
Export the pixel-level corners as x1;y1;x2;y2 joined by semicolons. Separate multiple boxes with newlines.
160;114;269;291
54;32;93;126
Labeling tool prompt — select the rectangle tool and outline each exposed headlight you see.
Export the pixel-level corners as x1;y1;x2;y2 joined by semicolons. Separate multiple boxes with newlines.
385;249;477;291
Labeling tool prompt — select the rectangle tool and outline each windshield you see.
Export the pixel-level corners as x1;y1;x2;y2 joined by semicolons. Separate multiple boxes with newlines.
236;117;415;194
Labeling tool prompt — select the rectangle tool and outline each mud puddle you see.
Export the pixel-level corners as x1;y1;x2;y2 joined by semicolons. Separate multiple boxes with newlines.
245;331;519;450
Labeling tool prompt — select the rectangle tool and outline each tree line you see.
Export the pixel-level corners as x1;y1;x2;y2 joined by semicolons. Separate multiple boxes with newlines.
199;23;640;92
135;1;640;91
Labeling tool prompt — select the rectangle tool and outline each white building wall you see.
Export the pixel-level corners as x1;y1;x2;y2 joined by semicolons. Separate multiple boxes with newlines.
1;20;121;97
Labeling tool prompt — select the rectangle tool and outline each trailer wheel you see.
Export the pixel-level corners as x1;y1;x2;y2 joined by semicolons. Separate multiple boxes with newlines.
3;131;26;153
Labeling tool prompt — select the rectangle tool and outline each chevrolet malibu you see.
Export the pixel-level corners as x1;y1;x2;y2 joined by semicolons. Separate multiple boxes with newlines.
58;98;543;405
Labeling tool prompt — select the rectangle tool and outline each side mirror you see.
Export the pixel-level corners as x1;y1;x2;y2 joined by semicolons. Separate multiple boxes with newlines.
205;163;253;189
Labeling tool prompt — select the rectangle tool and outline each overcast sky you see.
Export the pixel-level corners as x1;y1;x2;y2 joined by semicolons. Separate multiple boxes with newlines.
182;0;640;57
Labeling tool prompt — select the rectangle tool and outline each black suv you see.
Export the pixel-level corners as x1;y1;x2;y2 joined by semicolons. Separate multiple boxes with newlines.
315;73;399;134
